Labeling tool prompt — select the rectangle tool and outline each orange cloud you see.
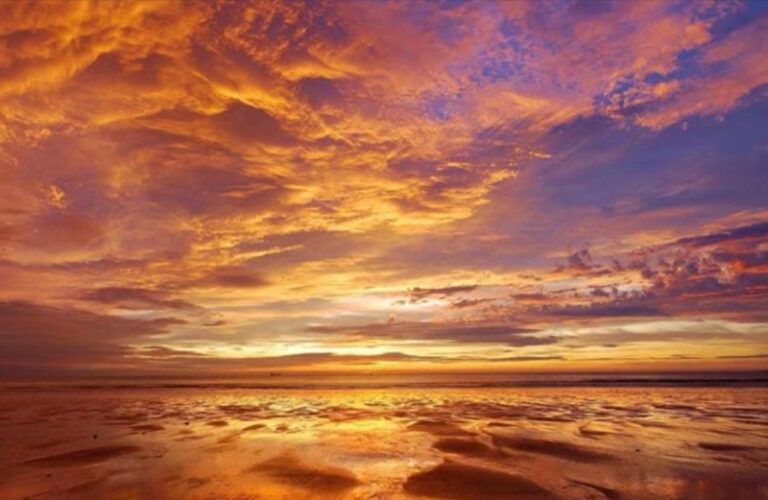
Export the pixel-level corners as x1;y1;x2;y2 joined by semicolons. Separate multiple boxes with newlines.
0;0;766;375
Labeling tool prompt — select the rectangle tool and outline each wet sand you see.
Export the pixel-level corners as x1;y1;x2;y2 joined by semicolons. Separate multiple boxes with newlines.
0;385;767;499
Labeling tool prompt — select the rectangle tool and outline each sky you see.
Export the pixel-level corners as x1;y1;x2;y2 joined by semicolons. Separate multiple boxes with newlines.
0;0;767;377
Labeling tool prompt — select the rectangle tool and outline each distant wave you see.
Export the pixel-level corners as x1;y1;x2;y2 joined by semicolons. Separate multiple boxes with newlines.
2;373;767;392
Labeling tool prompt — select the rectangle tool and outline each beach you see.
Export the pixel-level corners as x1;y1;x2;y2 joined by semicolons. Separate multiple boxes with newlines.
1;377;767;499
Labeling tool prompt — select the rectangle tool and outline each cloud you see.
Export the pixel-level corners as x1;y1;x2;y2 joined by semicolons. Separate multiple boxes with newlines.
542;302;664;319
715;353;768;360
409;285;478;302
306;321;556;347
451;298;495;309
26;211;103;251
131;345;208;358
483;355;563;362
0;301;182;376
632;15;768;129
116;350;567;374
0;1;766;374
193;266;269;288
80;287;198;310
565;248;594;271
441;218;768;330
673;222;768;248
573;325;768;349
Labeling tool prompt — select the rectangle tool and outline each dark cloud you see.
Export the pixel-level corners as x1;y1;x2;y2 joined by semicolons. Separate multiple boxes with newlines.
450;298;495;309
554;248;614;277
131;345;208;358
142;158;286;217
296;77;344;107
590;287;612;298
0;301;183;376
543;302;664;318
193;266;268;288
25;211;103;251
210;102;297;146
520;220;768;324
481;355;564;362
715;353;768;359
511;293;550;303
575;329;766;348
566;248;593;271
80;287;198;310
674;222;768;248
0;222;20;242
127;352;405;371
410;285;477;301
306;321;557;346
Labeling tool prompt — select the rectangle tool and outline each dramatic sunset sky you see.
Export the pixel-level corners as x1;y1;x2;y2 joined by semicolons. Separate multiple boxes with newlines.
0;0;767;377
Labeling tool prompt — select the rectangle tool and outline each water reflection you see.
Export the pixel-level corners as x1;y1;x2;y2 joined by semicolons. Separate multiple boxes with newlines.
1;386;767;499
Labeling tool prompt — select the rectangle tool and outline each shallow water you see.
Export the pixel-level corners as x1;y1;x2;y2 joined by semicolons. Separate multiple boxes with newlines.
1;385;767;499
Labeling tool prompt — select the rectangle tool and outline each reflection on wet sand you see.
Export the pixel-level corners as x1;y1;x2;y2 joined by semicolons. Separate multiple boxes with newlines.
404;461;558;500
24;446;141;467
254;452;360;493
1;386;767;499
489;434;615;462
